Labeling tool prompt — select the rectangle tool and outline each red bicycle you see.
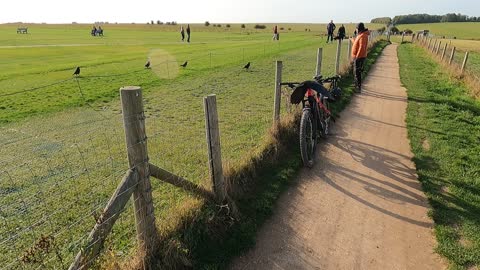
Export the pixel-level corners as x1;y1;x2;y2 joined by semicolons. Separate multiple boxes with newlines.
281;75;342;167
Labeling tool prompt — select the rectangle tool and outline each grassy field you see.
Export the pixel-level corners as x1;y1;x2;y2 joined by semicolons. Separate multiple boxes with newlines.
0;23;382;124
398;44;480;269
0;24;382;269
396;22;480;40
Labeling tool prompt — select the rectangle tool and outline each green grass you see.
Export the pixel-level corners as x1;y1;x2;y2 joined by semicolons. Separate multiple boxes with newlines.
396;22;480;40
0;24;375;269
398;44;480;269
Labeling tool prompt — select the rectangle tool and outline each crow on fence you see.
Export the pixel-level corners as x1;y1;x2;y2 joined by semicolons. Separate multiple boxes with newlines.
243;62;251;70
73;67;81;76
180;61;188;68
145;60;151;68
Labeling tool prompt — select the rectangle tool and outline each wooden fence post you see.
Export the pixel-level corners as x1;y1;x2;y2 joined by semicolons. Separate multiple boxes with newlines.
347;40;352;63
441;43;448;61
436;41;441;55
449;47;456;65
432;39;437;52
204;94;226;202
335;39;342;74
120;86;157;261
427;38;432;50
315;48;323;77
273;60;283;122
461;51;469;74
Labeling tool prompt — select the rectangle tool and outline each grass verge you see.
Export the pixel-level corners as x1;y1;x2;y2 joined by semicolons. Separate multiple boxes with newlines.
135;40;389;270
398;43;480;270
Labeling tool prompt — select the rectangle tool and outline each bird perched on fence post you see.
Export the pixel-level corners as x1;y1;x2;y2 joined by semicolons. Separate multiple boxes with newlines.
73;67;81;76
145;60;151;69
243;62;251;70
180;61;188;68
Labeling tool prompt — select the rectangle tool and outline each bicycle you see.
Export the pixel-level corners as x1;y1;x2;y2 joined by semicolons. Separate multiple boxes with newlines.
281;75;342;167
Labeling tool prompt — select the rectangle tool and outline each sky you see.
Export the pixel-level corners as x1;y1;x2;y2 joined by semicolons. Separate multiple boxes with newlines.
1;0;479;24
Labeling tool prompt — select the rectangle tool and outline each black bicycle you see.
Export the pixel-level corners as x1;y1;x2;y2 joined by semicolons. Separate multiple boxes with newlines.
281;75;342;167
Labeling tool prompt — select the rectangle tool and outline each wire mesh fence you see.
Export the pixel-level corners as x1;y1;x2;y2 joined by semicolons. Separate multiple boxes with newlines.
0;35;377;269
412;35;480;90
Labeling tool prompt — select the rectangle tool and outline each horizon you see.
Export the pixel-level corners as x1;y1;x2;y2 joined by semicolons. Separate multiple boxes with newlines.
1;0;479;24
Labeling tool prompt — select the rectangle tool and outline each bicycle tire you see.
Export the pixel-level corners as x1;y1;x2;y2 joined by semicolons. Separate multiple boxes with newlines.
299;108;316;167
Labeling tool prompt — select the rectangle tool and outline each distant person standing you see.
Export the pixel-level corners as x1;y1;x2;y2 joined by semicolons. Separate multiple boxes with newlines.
338;24;346;40
351;22;370;93
180;25;185;41
186;24;191;43
353;29;358;38
273;25;278;40
327;20;336;43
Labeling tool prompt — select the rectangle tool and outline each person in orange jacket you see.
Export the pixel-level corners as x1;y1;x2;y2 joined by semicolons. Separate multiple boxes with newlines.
351;22;370;93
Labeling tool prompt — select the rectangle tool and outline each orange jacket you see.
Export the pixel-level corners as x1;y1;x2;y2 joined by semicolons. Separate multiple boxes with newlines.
351;30;370;59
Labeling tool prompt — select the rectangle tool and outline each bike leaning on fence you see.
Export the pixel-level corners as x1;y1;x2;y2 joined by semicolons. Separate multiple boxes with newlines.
281;75;342;167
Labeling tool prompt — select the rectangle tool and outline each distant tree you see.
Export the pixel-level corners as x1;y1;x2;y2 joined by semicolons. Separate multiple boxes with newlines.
280;27;284;30
371;17;392;24
288;28;291;30
217;24;222;27
241;24;246;28
151;20;154;25
205;21;210;26
392;13;473;24
147;22;150;24
254;24;266;29
226;24;231;28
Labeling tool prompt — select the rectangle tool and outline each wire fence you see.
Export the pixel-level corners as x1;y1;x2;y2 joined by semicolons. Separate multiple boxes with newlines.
411;34;480;94
0;34;381;269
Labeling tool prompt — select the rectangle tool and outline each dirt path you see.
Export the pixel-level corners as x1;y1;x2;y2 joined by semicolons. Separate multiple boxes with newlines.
229;44;445;270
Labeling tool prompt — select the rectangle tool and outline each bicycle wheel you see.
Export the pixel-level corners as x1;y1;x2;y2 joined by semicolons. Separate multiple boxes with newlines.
319;101;331;138
299;108;316;167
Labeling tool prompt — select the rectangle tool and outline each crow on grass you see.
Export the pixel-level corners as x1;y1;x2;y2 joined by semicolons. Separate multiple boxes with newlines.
145;60;151;68
73;67;80;76
243;62;251;70
180;61;188;68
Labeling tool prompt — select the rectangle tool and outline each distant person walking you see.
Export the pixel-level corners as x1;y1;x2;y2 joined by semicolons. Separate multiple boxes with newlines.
338;24;346;40
180;25;185;41
327;20;336;43
186;24;191;43
351;22;370;93
353;29;358;38
273;25;278;40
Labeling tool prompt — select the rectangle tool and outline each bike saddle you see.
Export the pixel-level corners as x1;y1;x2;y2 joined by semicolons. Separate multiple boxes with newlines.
313;75;323;81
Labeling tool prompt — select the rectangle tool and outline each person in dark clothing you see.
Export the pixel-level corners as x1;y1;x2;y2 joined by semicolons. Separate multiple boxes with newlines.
186;24;191;43
337;24;346;40
350;22;370;93
326;20;336;43
273;25;278;40
180;26;185;41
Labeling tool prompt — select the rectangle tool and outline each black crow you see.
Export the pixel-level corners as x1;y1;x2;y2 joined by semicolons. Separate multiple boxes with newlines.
145;60;150;68
180;61;188;68
243;62;251;70
73;67;80;76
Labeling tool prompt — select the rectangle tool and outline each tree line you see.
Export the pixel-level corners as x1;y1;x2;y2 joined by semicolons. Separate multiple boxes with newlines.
371;13;480;25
